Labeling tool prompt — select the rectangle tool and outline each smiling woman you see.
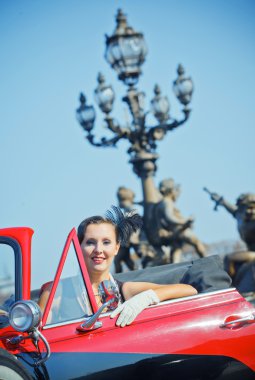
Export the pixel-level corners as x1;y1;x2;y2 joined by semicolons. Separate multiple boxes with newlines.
38;206;197;327
78;206;197;326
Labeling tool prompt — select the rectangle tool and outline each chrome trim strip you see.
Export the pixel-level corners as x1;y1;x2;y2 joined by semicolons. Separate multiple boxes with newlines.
43;317;87;329
155;287;237;307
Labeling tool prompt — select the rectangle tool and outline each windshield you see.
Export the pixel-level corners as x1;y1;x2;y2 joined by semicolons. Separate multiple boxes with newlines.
45;242;93;325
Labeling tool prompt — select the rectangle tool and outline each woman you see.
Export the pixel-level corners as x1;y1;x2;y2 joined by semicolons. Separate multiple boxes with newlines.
76;206;197;327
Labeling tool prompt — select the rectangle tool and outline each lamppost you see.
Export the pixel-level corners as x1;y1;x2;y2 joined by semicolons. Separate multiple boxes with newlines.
76;9;194;248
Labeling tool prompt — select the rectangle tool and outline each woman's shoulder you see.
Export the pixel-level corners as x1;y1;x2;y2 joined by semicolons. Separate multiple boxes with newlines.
114;278;124;287
112;277;126;302
39;281;53;296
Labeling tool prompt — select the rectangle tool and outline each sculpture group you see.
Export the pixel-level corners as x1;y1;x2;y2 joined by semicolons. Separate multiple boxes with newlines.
115;178;206;272
115;183;255;297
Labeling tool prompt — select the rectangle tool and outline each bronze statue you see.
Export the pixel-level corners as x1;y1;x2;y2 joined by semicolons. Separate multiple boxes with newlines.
148;178;206;263
204;188;255;251
116;186;157;270
204;188;255;280
117;187;137;212
116;174;207;267
114;187;140;272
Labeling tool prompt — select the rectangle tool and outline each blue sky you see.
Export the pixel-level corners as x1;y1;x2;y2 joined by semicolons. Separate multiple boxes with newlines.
1;0;255;287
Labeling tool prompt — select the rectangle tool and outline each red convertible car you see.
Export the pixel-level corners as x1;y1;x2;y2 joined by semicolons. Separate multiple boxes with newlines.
0;226;255;380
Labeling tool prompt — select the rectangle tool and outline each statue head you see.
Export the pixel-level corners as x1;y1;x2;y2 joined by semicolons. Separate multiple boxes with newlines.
159;178;181;200
236;193;255;221
236;193;255;207
117;186;135;210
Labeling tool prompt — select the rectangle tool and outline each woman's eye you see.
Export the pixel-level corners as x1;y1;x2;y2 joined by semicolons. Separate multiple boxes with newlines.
86;240;95;246
103;240;111;245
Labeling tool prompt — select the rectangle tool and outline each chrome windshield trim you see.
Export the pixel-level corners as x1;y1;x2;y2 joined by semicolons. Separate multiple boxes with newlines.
42;316;87;329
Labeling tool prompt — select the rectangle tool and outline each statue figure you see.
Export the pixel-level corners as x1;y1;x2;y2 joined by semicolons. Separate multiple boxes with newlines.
116;186;157;270
117;186;137;212
204;189;255;251
148;178;206;263
114;187;140;272
204;188;255;281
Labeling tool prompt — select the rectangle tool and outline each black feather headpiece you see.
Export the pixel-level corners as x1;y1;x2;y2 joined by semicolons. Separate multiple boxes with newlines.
105;205;143;244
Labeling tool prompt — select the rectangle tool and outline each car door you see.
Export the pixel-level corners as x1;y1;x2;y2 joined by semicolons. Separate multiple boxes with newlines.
21;228;254;380
0;227;33;304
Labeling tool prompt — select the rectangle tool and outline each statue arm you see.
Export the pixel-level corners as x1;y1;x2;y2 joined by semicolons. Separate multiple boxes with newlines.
210;194;237;215
204;188;236;215
163;202;190;226
219;199;236;216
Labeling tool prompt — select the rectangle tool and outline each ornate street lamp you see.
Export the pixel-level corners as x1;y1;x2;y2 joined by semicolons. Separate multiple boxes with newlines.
76;7;194;197
104;9;148;86
94;73;115;114
173;64;194;107
76;9;193;166
76;93;96;133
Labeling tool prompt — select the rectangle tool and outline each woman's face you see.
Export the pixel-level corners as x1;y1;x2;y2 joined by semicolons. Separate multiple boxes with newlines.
80;222;120;277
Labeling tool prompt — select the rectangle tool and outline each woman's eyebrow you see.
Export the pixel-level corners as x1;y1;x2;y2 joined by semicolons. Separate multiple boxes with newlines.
85;236;112;241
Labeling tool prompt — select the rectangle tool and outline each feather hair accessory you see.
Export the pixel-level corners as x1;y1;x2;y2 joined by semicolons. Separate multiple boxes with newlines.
105;205;143;244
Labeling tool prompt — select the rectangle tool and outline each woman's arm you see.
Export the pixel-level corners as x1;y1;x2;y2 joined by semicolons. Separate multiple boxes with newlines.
37;281;53;313
122;281;197;301
38;289;50;313
111;282;197;327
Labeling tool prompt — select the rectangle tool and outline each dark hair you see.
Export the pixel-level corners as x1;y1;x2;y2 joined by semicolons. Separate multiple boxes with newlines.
77;215;116;244
77;206;143;245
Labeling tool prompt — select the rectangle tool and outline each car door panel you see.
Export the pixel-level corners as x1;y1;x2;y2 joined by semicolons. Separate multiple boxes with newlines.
30;288;255;380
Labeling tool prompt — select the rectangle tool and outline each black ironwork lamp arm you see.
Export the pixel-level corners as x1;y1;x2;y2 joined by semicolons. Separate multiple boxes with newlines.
148;108;191;142
86;132;126;148
105;116;131;137
165;108;191;131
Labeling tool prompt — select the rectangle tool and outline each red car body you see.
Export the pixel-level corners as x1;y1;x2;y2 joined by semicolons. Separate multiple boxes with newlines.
0;227;255;380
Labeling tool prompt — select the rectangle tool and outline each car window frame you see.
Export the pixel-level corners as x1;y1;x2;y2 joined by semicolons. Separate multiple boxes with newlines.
0;236;22;303
41;228;98;327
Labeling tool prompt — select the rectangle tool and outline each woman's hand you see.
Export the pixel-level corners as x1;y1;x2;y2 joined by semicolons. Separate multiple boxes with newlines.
110;289;159;327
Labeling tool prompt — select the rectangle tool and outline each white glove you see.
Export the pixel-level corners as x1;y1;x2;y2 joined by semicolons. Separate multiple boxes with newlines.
110;289;160;327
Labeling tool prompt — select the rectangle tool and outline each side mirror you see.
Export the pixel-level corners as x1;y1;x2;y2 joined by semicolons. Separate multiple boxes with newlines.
98;279;120;310
77;280;120;332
